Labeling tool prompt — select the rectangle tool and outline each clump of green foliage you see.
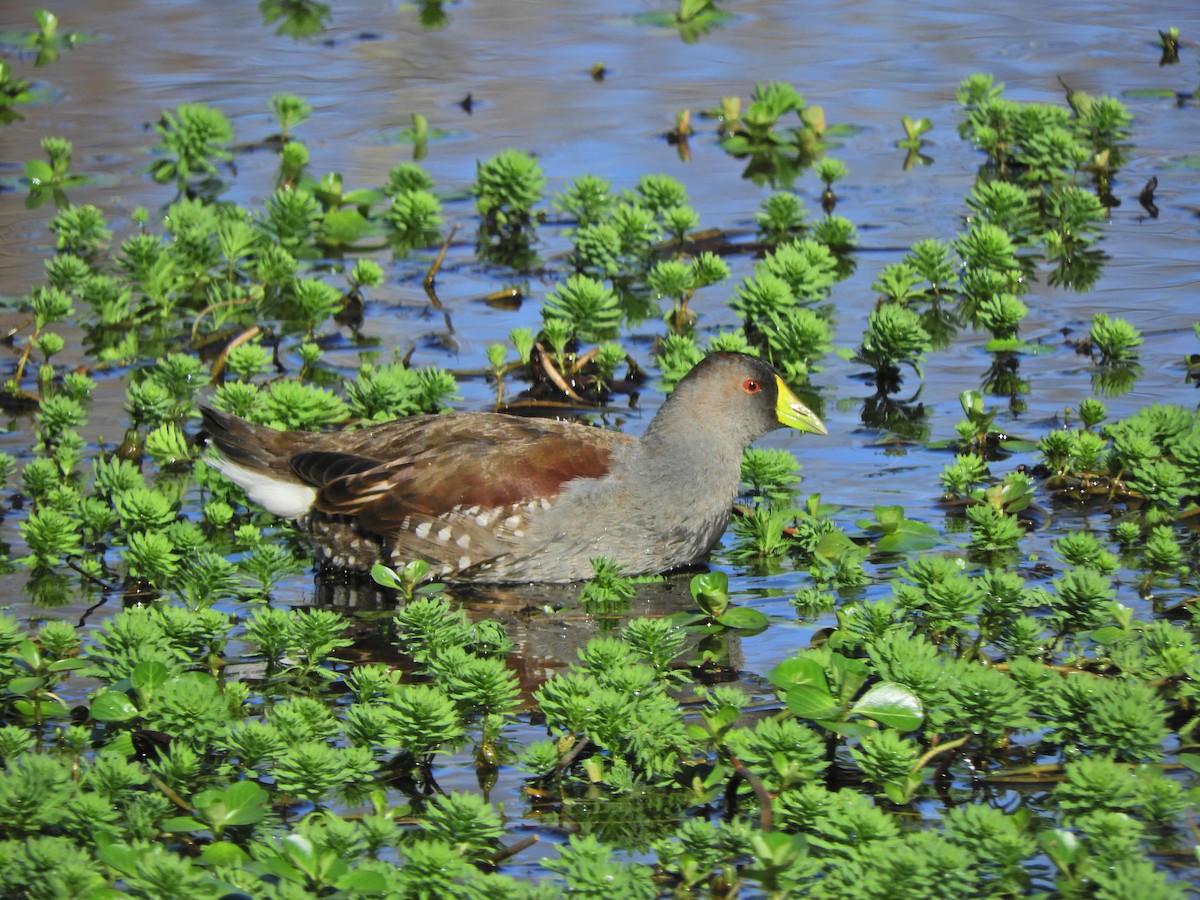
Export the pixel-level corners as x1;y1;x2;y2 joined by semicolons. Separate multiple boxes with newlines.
0;45;1194;897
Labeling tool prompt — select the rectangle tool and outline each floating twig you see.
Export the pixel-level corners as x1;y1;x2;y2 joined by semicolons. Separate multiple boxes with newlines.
424;223;461;307
209;326;262;384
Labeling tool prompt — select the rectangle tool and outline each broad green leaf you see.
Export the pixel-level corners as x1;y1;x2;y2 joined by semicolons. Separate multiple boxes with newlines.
784;683;841;720
1176;753;1200;775
343;188;383;208
691;571;730;616
664;610;708;630
703;705;741;732
208;780;269;826
819;720;881;740
813;530;857;557
260;856;307;885
162;815;202;833
24;159;53;183
875;521;941;553
46;657;87;674
370;563;404;590
337;870;389;893
715;606;769;632
15;640;40;668
767;656;830;693
200;841;250;868
747;830;807;867
720;135;751;155
105;732;136;757
984;338;1055;355
1089;625;1127;644
6;676;45;696
95;842;141;874
850;681;924;731
997;438;1039;453
830;653;869;702
873;505;904;532
90;689;139;722
131;660;170;694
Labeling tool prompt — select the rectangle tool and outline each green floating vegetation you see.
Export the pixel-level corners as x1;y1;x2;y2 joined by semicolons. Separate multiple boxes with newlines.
0;13;1196;889
634;0;734;45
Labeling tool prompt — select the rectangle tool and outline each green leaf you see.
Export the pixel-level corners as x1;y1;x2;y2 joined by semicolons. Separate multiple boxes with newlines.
849;681;924;731
830;653;870;702
665;610;709;630
703;705;741;733
46;657;87;674
320;209;371;246
820;719;883;740
901;115;931;138
204;780;269;827
1088;625;1127;644
870;505;904;532
813;530;858;557
6;676;45;696
715;606;769;633
691;571;730;616
997;439;1039;453
337;870;389;893
370;563;404;590
983;338;1055;355
15;640;41;669
720;135;752;155
784;683;841;720
343;188;384;208
1176;753;1200;775
90;689;139;722
260;856;307;885
95;842;140;874
874;521;941;553
767;656;830;693
131;660;170;694
200;842;250;868
162;815;202;833
24;159;54;183
105;732;136;757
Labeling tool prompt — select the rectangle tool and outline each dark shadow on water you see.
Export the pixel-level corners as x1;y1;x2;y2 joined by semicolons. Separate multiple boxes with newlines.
310;568;742;697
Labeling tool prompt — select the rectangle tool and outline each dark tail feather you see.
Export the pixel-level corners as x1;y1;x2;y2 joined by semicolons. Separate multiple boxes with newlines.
200;407;293;474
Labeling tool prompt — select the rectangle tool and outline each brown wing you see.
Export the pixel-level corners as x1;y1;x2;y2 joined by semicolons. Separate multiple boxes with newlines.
289;413;633;537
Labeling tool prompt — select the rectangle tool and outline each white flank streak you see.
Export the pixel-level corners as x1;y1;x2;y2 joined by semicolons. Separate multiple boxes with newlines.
206;456;316;518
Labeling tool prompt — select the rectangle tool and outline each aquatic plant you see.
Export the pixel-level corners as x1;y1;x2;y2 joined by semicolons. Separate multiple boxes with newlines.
0;33;1195;893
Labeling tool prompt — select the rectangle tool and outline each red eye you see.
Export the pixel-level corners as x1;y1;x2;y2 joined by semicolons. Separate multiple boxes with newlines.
743;379;761;394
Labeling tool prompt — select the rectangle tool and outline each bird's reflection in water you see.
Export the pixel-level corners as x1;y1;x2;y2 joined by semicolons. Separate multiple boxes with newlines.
308;570;742;699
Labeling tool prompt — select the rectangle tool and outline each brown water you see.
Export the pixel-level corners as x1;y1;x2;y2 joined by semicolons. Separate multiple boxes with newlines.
2;0;1199;869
